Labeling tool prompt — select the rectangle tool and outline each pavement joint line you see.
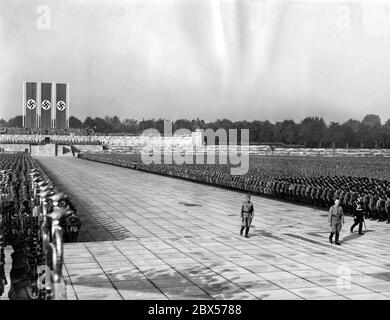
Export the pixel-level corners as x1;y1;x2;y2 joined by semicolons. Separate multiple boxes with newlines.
37;160;133;242
128;238;216;299
111;241;175;300
32;157;390;300
180;233;294;295
80;243;125;300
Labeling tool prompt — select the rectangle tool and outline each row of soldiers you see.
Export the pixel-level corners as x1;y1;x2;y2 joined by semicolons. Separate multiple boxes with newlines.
79;153;390;223
0;153;81;299
0;137;101;146
270;176;390;222
49;138;102;145
0;137;46;145
1;128;90;136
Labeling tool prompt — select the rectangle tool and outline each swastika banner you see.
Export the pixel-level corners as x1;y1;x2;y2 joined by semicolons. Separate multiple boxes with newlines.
56;83;67;129
41;83;52;129
25;82;37;128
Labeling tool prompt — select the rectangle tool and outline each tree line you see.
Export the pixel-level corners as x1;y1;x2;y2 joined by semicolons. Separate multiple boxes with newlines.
1;114;390;148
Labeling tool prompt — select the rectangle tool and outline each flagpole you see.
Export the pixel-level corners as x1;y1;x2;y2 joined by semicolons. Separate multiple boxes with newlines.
37;81;41;129
52;82;56;129
22;81;25;128
66;82;70;128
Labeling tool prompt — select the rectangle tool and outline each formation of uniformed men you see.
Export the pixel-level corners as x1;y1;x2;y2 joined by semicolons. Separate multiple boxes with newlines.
0;136;46;145
49;137;102;145
0;153;81;299
80;153;390;227
0;135;102;146
1;128;90;136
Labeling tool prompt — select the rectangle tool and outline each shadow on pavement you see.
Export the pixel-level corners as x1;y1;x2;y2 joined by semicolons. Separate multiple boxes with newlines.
36;159;132;243
67;263;261;300
342;229;375;243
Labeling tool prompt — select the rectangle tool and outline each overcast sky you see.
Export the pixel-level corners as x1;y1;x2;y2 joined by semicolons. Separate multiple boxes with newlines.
1;0;390;123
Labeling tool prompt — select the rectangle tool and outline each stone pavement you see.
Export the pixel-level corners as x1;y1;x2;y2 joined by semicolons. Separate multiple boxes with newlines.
2;157;390;300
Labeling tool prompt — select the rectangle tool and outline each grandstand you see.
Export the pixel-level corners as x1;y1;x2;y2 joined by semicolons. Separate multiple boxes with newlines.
1;133;390;157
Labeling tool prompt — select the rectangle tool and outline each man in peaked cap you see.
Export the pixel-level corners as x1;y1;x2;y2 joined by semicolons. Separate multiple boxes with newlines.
65;205;82;243
328;198;344;245
350;195;364;235
240;194;254;238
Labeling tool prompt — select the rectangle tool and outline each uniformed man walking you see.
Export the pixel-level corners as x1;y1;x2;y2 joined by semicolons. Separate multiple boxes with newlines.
350;195;364;235
328;198;344;245
240;194;254;238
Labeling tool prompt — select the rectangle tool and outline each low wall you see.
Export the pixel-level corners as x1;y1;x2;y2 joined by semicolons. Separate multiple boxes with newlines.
0;143;103;156
30;144;56;156
73;145;103;153
56;144;103;156
0;144;30;152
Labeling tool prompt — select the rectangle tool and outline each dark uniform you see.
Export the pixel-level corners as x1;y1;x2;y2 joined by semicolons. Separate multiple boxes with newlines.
350;197;364;235
65;213;82;242
378;197;386;221
240;196;254;238
385;197;390;223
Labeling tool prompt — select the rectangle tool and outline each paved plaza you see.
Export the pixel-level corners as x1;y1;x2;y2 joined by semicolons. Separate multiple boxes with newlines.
3;157;390;300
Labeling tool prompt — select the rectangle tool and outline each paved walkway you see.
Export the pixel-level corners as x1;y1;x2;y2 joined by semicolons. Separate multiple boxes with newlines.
3;157;390;300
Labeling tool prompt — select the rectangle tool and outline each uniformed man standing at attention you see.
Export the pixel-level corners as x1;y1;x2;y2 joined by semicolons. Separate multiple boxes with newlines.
385;195;390;224
328;199;344;245
240;194;254;238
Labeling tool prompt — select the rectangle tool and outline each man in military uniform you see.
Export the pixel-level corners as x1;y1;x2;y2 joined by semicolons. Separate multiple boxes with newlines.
8;240;34;300
339;189;346;210
328;199;344;245
369;194;377;220
363;193;370;216
342;191;350;213
66;211;82;242
305;185;311;205
385;195;390;224
315;186;323;208
350;195;364;235
378;196;386;222
240;194;254;238
321;188;328;209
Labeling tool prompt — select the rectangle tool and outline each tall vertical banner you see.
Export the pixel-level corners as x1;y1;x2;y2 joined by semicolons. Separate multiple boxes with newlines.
56;83;67;129
40;83;52;129
25;82;37;128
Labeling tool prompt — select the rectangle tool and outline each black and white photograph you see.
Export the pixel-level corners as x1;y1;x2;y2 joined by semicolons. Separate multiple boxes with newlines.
1;0;390;305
